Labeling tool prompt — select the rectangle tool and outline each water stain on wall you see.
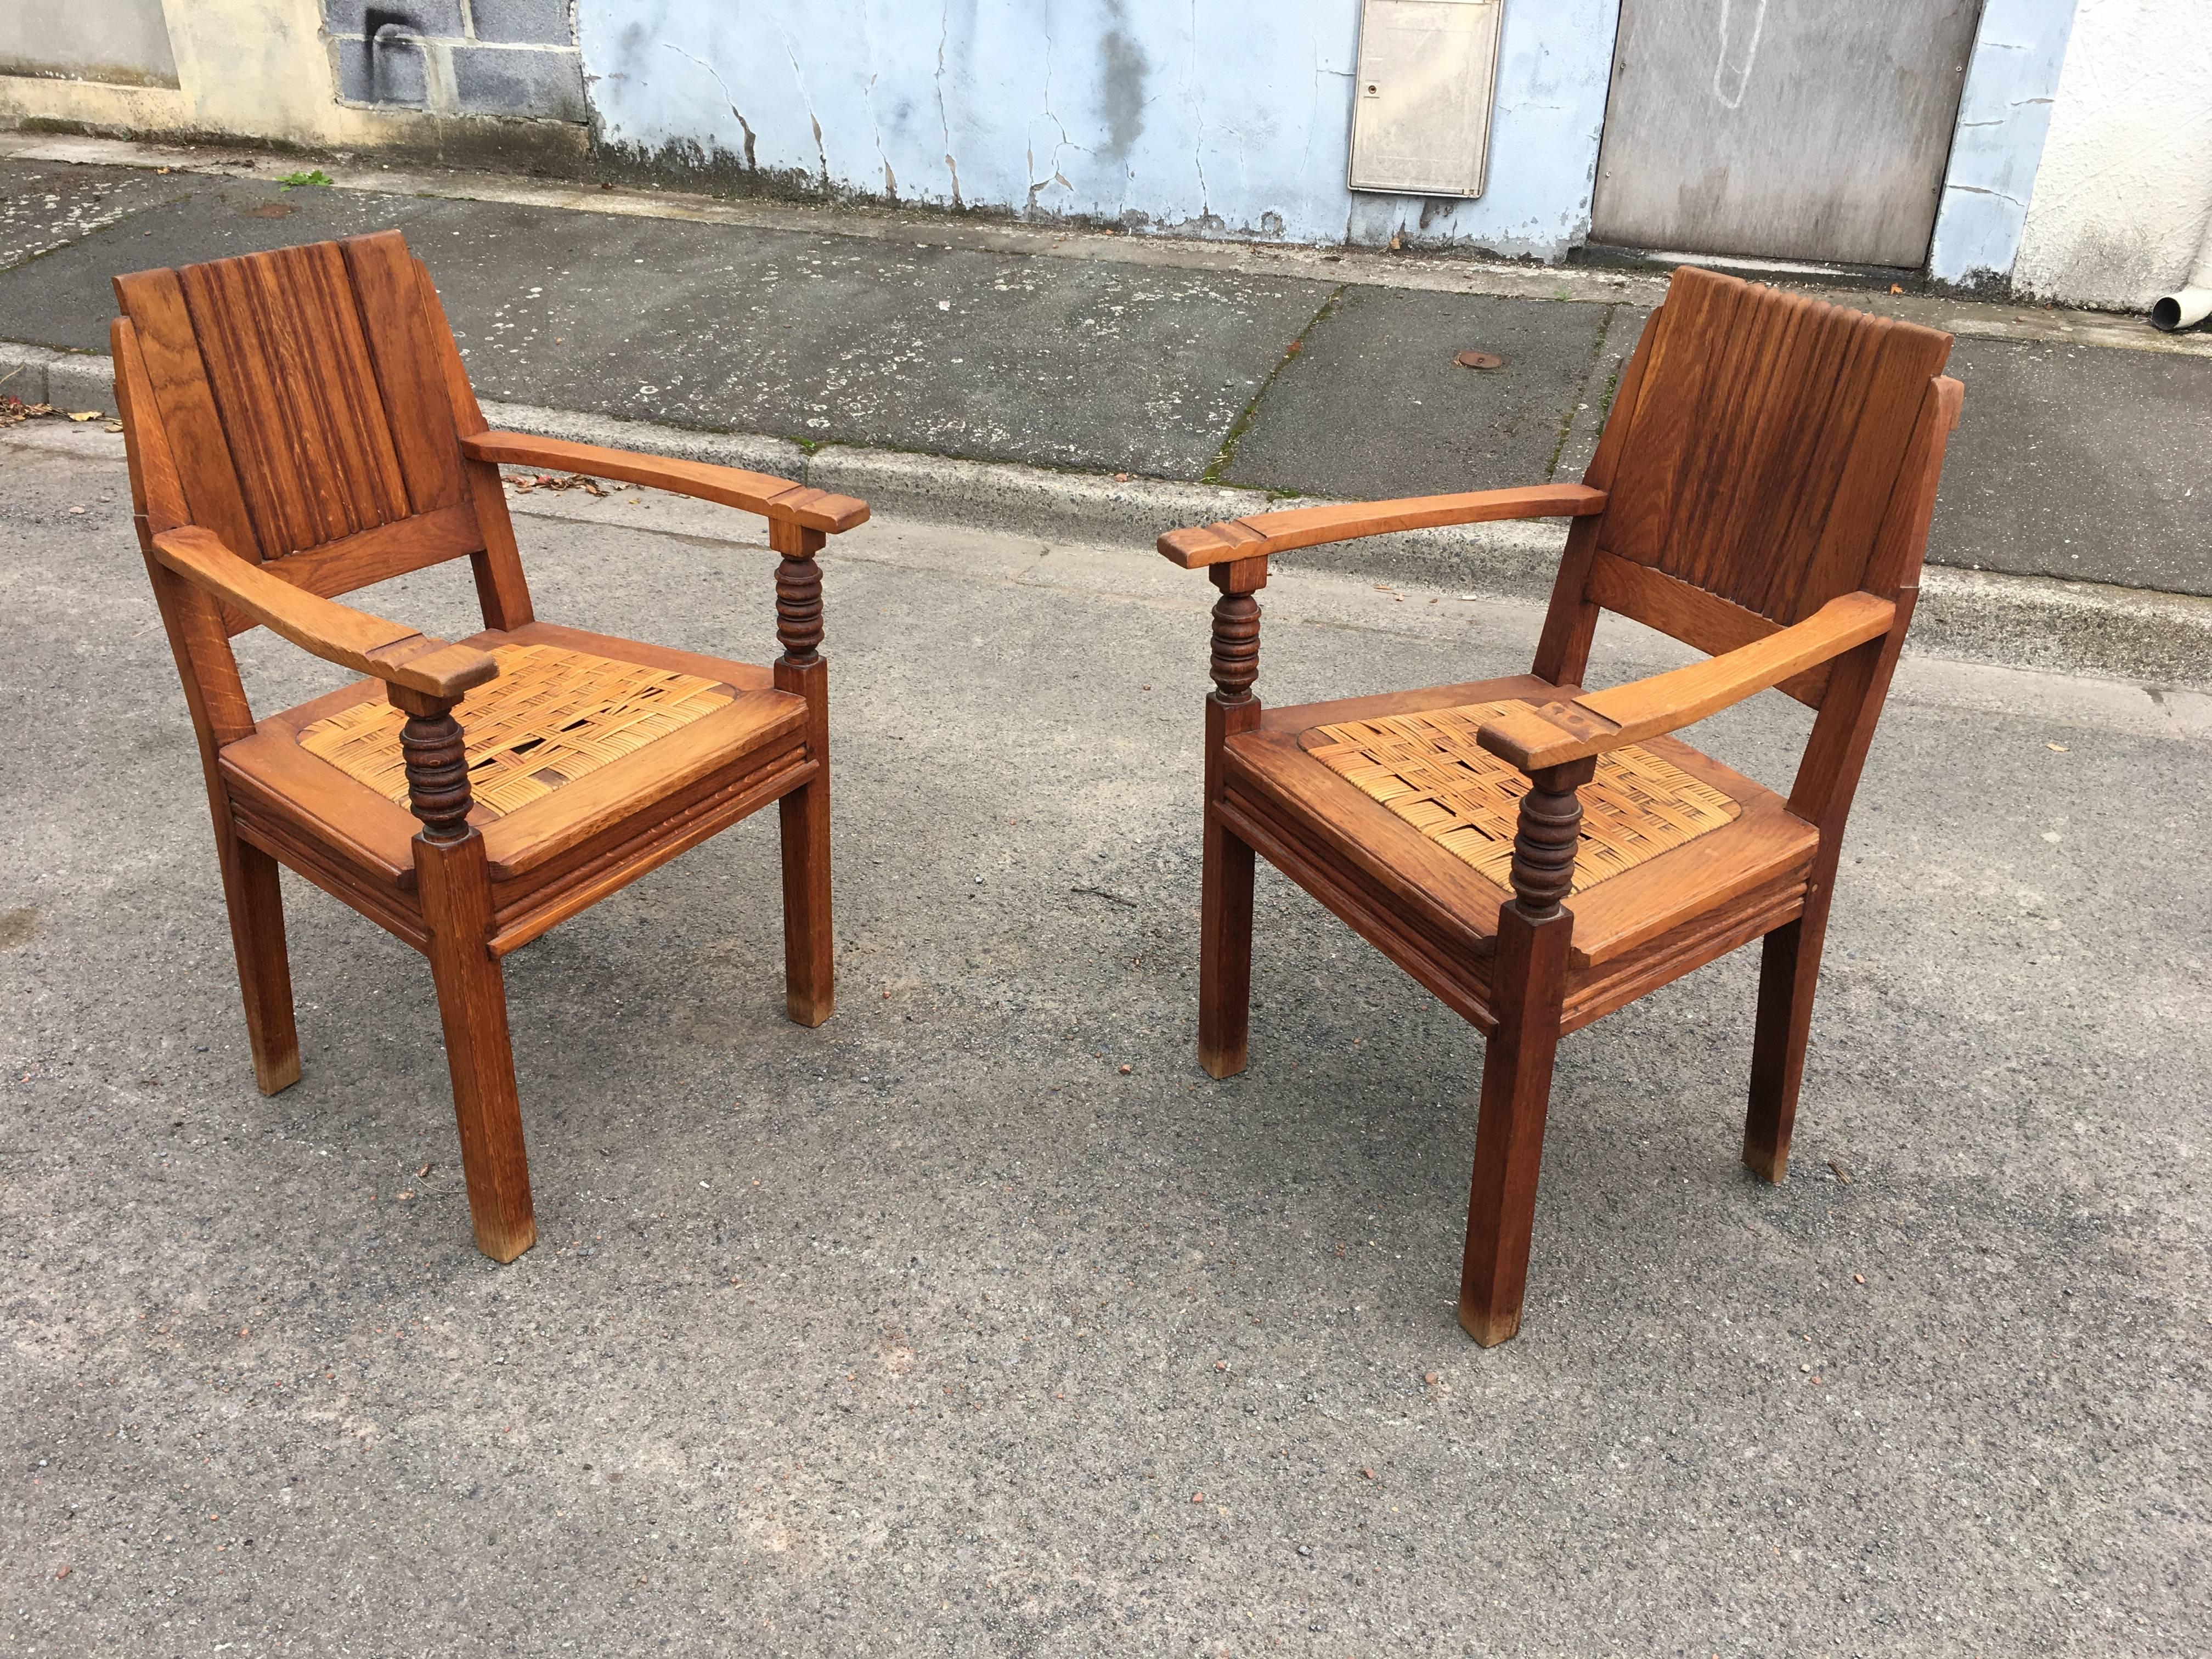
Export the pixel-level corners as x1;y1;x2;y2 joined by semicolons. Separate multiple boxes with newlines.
1098;2;1149;161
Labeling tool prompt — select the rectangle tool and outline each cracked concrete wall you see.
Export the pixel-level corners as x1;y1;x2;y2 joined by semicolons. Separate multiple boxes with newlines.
1926;0;2076;288
2012;0;2212;309
577;0;1620;259
0;0;590;155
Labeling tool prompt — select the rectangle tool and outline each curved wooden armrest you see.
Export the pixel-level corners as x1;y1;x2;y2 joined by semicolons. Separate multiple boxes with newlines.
461;431;870;534
1477;592;1898;771
151;526;499;700
1156;483;1606;570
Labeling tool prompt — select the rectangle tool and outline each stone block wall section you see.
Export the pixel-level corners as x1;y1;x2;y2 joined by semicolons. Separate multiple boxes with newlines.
326;0;585;123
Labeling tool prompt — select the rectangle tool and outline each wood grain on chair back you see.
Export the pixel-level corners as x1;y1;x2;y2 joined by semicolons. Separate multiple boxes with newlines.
1590;265;1952;628
112;229;483;614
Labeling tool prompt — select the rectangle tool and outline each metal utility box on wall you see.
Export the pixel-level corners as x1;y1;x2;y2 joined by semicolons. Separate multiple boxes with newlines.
1347;0;1505;198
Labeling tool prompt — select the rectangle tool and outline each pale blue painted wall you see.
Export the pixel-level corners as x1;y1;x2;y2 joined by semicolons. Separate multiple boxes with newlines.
576;0;1622;259
1928;0;2079;285
578;1;2078;279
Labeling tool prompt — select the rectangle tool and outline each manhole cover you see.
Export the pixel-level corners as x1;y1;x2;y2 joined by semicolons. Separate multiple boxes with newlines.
1454;349;1505;370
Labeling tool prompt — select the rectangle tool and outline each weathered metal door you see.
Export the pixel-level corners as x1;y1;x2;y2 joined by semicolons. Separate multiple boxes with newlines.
1591;0;1983;267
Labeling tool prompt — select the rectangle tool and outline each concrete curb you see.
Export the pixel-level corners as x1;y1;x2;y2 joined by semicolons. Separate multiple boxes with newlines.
12;343;2205;689
0;339;116;413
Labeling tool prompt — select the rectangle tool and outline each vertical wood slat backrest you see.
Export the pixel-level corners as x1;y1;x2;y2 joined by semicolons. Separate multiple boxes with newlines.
111;229;481;596
1595;267;1953;627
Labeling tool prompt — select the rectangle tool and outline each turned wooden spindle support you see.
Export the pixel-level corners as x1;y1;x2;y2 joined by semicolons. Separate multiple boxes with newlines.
388;684;475;842
771;520;827;664
1507;757;1596;919
1207;556;1268;702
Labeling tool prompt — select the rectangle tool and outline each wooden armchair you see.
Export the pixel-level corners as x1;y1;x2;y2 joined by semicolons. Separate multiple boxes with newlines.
1159;267;1961;1345
110;230;867;1262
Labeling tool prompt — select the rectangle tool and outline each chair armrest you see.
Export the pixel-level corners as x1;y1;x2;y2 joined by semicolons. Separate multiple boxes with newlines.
151;526;499;700
1156;483;1606;569
1477;592;1898;771
461;431;870;534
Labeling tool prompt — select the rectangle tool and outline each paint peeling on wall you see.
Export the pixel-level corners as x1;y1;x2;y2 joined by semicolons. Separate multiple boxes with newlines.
1926;0;2076;289
575;0;1621;259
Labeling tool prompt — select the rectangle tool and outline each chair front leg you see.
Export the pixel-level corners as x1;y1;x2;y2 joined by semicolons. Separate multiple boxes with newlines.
1459;757;1593;1346
395;686;536;1263
772;521;834;1028
1199;559;1266;1079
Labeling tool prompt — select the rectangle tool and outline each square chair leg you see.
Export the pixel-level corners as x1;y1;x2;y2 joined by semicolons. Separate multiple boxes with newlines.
1198;807;1256;1079
215;823;301;1096
1198;693;1260;1079
774;654;834;1028
1744;899;1832;1184
416;830;536;1263
1458;902;1573;1347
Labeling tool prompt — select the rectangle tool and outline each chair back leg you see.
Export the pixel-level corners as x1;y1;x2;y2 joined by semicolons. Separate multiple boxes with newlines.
216;821;301;1096
1743;896;1833;1183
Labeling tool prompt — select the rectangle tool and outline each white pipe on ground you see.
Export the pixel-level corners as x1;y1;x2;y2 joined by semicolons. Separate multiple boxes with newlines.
2150;209;2212;331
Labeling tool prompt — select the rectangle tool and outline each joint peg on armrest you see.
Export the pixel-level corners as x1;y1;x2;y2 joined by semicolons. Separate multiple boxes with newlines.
1207;556;1269;702
1507;758;1596;921
771;521;827;664
388;684;476;844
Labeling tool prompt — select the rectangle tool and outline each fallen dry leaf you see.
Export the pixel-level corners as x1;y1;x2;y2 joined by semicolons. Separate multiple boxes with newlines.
66;410;104;422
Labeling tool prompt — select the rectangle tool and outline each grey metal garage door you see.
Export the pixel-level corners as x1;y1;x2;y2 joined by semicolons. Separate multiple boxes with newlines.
1591;0;1983;268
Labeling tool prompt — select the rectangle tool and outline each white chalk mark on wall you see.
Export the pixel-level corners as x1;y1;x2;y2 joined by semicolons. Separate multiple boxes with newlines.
1712;0;1768;111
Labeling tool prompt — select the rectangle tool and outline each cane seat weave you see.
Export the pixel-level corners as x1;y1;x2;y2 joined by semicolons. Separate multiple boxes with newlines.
1300;700;1741;896
295;643;738;821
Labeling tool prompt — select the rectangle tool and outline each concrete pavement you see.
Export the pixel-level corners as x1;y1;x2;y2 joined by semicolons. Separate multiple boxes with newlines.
5;420;2210;1656
2;134;2209;601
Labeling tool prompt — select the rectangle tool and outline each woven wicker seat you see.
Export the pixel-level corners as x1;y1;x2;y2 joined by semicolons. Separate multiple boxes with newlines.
1301;699;1740;896
296;643;739;821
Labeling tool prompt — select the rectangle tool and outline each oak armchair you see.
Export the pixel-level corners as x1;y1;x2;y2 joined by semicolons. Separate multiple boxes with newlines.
1159;266;1961;1345
112;230;867;1261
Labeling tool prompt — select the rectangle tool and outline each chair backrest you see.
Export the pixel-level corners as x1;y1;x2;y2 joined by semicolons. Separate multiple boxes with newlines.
111;229;519;614
1536;266;1958;711
112;230;532;748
